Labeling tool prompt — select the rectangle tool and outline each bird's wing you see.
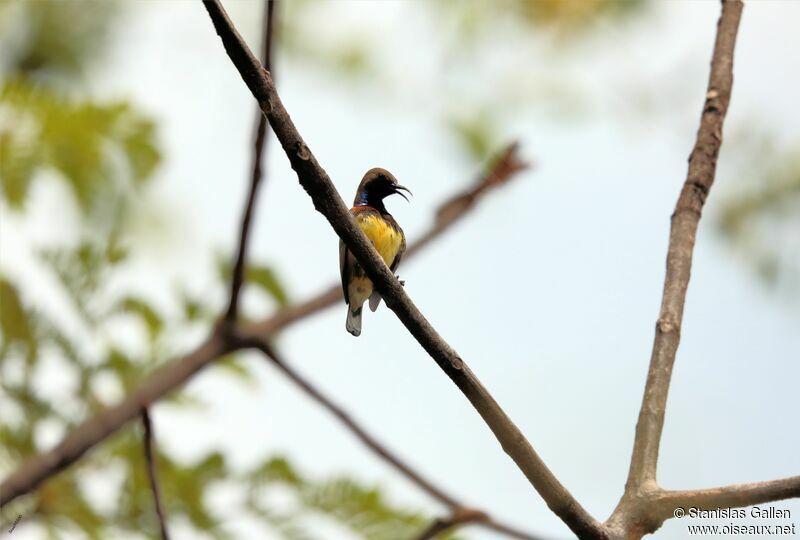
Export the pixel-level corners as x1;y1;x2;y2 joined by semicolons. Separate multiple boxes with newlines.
339;237;350;305
389;224;406;273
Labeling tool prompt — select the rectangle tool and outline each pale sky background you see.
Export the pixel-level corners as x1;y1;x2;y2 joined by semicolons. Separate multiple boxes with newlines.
3;1;799;539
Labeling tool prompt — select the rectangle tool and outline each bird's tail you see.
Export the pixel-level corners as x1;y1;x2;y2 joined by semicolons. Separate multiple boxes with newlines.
346;307;362;337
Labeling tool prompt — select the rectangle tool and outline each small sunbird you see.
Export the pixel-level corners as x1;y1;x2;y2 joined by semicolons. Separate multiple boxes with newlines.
339;168;411;336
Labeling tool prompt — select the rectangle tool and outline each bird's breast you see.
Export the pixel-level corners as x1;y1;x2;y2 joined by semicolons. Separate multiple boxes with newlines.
356;213;403;266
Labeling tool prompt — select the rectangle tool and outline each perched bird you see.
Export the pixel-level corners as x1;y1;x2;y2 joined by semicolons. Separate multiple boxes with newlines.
340;168;410;336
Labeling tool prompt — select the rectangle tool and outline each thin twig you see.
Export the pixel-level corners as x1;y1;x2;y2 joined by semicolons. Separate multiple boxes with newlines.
485;518;552;540
142;408;170;540
0;148;526;506
233;334;541;540
226;0;278;321
413;508;488;540
201;2;603;537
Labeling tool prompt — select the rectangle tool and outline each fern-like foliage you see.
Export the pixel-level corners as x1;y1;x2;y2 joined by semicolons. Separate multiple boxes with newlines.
0;79;160;216
246;457;462;540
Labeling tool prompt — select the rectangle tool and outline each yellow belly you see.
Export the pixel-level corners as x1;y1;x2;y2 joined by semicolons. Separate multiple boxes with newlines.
356;213;402;267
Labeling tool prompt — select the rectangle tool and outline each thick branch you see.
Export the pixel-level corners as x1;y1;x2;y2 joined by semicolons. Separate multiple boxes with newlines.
624;0;743;492
202;1;602;537
226;0;278;321
234;334;542;540
142;408;170;540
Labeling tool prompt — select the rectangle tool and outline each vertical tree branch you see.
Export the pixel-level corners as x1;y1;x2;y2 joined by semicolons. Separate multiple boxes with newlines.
226;0;278;321
142;408;170;540
625;0;743;493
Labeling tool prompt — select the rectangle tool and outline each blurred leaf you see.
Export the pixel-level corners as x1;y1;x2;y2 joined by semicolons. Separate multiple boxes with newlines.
114;296;164;341
245;456;462;540
245;503;318;540
279;7;375;81
717;145;800;293
512;0;646;32
36;474;106;539
250;456;305;489
331;42;373;77
111;430;230;538
302;478;433;540
215;353;257;386
447;109;501;164
246;265;290;308
0;130;40;206
0;277;35;356
0;423;36;460
0;79;161;214
40;242;105;322
179;291;215;323
217;256;290;309
0;0;117;83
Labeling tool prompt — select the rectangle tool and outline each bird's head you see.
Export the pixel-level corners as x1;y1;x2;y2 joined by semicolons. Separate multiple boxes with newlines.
354;168;412;206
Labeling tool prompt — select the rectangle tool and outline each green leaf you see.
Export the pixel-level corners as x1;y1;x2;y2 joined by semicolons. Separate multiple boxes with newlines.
36;474;106;539
113;296;163;341
0;79;161;214
716;145;800;293
177;288;217;323
250;456;305;488
0;131;39;208
244;456;464;540
214;353;257;386
246;265;290;308
447;109;501;164
0;0;118;81
0;277;36;356
217;255;290;308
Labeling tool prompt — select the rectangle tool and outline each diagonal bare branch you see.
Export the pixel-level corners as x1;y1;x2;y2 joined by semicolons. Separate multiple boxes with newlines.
201;1;603;537
232;334;542;540
624;0;744;493
142;408;171;540
226;0;278;321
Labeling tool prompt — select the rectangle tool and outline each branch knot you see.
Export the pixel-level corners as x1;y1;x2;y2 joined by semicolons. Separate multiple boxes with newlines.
296;142;310;161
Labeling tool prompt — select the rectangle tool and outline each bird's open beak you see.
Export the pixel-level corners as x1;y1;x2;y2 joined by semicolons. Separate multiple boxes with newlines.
393;184;412;202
